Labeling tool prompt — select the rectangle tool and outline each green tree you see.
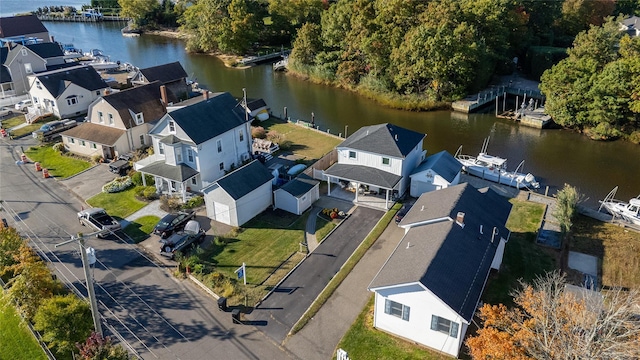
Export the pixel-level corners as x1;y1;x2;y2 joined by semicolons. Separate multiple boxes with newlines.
7;256;60;319
0;227;26;273
118;0;159;26
34;295;93;356
218;0;261;54
268;0;323;27
180;0;231;53
77;332;129;360
553;183;581;234
290;23;322;65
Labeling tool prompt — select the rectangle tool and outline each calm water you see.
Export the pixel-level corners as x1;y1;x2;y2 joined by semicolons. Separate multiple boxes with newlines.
7;17;640;206
0;0;87;17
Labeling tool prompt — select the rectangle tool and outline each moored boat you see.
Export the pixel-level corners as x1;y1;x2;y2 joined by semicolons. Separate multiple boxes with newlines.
455;137;540;190
598;186;640;226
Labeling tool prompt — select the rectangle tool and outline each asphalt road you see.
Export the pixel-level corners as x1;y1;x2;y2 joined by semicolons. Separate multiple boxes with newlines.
246;206;384;343
0;136;292;360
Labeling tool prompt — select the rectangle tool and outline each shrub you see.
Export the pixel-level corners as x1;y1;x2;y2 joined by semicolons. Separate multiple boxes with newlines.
142;186;158;200
146;146;154;156
52;142;65;153
279;140;293;151
131;172;155;186
585;123;622;141
102;176;132;193
251;126;266;139
266;130;284;144
628;131;640;144
91;154;103;164
183;195;204;209
160;195;182;212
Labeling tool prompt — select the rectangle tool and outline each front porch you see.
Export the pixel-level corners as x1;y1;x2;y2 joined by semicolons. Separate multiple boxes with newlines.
137;160;200;203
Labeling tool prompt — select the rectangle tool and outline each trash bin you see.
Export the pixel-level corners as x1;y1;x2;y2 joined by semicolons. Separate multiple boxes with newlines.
217;297;227;311
231;309;241;324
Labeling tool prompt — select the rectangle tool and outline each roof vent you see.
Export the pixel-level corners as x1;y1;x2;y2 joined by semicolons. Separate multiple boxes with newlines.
421;205;424;211
395;134;398;141
406;242;411;249
456;212;465;228
479;225;483;234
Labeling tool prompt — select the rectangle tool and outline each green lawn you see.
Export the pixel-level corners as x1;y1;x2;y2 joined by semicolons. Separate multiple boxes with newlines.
0;293;47;360
123;215;160;243
336;296;446;360
261;119;342;162
482;199;555;305
86;186;148;219
1;115;26;129
24;145;92;178
315;216;336;243
10;123;41;138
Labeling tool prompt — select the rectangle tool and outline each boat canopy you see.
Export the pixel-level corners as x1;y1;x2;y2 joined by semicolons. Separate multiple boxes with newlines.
477;153;507;167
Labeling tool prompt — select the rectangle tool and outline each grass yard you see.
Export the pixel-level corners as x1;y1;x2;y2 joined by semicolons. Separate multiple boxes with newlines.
336;296;447;360
260;119;342;162
25;145;92;178
482;199;555;305
315;216;336;242
570;214;640;289
10;123;41;138
123;215;160;243
0;293;47;360
1;114;26;129
87;186;148;219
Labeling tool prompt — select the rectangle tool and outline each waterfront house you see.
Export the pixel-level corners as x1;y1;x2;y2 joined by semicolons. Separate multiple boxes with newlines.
273;173;320;215
202;160;273;226
61;82;167;160
0;15;51;45
0;42;67;97
323;123;426;209
409;150;462;197
134;92;252;201
26;65;109;120
368;183;512;358
131;61;190;103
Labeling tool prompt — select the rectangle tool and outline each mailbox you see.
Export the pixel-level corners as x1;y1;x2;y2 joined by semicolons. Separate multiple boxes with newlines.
231;309;241;324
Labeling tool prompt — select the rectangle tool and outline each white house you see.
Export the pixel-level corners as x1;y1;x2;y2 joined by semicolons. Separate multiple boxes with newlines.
324;123;426;209
27;65;109;119
369;183;512;358
134;92;252;201
202;160;273;226
273;174;320;215
409;150;462;197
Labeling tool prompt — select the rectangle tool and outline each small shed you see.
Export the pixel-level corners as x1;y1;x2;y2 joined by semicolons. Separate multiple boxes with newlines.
202;160;273;226
409;150;462;198
274;174;320;215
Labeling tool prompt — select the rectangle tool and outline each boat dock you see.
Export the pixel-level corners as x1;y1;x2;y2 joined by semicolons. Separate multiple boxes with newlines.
37;15;128;22
238;51;288;66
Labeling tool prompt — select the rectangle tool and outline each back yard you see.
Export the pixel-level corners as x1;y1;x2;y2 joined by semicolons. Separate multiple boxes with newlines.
260;119;342;162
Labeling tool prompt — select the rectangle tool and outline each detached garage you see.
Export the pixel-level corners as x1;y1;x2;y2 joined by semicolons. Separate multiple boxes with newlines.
274;174;320;215
203;160;273;226
409;150;462;198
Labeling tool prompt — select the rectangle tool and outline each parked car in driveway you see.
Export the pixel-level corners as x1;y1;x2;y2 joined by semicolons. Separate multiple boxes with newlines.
153;211;196;238
395;204;411;224
15;99;32;112
159;220;205;259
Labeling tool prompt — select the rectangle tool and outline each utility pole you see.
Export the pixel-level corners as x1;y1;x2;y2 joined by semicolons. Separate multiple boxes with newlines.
56;232;103;337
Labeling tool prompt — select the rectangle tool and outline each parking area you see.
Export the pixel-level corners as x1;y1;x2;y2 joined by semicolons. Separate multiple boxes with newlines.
59;163;116;200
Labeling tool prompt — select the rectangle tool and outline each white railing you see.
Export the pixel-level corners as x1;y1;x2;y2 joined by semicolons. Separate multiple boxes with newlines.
336;348;350;360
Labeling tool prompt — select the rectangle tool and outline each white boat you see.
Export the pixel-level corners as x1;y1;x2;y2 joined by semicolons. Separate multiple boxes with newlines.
455;137;540;190
83;49;107;59
82;56;120;71
598;186;640;226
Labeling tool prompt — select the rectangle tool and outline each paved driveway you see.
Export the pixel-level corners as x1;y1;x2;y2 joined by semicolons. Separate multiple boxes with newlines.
246;206;384;343
60;163;116;201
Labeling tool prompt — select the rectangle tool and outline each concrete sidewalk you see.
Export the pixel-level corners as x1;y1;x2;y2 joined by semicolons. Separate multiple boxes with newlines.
121;200;168;227
284;214;404;360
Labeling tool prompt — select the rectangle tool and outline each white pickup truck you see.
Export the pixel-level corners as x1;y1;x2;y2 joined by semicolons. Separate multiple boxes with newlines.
77;208;121;238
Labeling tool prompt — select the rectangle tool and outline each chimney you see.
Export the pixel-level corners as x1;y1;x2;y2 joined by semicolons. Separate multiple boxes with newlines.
203;90;209;100
456;212;465;228
160;85;168;104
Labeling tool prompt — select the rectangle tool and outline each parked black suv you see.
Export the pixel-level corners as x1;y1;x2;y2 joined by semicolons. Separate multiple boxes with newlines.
153;211;196;238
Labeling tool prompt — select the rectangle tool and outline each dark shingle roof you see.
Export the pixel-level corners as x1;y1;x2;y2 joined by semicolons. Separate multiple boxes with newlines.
35;65;108;98
215;160;273;200
102;81;166;129
324;163;402;189
0;15;48;38
167;92;246;145
369;183;512;322
25;43;63;59
139;161;199;182
0;47;8;63
0;65;10;84
338;123;425;158
61;122;125;146
279;174;319;197
246;98;267;111
411;150;462;183
139;61;188;84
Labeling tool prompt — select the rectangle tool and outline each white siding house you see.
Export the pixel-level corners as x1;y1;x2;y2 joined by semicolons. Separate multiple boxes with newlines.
273;174;320;215
409;150;462;197
369;183;512;358
203;160;273;226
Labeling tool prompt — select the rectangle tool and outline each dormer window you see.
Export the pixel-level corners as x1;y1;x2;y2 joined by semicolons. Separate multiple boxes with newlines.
382;157;390;166
349;151;356;159
66;96;78;106
169;120;175;133
135;113;144;125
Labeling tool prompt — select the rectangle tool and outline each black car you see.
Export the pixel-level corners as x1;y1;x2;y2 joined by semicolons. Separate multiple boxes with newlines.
109;159;131;175
395;204;411;224
160;220;205;259
153;211;196;238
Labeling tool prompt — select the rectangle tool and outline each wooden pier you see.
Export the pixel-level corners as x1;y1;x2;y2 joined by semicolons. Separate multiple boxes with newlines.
37;15;128;22
238;51;288;66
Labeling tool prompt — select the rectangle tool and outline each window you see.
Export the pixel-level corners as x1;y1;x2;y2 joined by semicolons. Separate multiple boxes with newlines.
140;134;145;145
239;129;244;142
108;113;114;125
187;149;193;162
36;81;42;90
219;162;224;171
67;96;78;106
98;111;104;123
176;152;182;162
21;49;28;56
96;91;100;96
431;315;459;338
135;113;143;125
382;157;390;165
80;140;86;147
158;143;164;155
24;63;32;74
191;177;197;185
384;299;410;321
91;143;97;149
349;151;356;159
169;120;175;132
68;137;75;144
217;139;222;153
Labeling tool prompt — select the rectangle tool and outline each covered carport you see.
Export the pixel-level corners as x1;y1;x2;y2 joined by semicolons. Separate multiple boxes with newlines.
323;163;401;210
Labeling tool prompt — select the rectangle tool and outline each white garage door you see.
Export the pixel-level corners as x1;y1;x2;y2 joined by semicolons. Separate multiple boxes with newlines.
214;202;231;224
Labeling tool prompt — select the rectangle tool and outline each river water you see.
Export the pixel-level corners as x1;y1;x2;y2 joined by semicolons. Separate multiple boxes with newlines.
4;16;639;206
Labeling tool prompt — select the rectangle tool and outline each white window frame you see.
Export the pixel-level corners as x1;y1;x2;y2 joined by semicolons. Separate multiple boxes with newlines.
169;120;175;133
349;151;356;159
135;113;143;125
430;315;459;338
191;177;197;185
217;139;222;153
24;63;32;74
67;96;78;106
68;137;75;144
108;113;114;125
158;143;164;155
140;134;145;145
384;298;410;321
176;152;182;163
80;140;86;147
91;143;97;149
98;111;104;123
187;149;193;162
382;157;390;166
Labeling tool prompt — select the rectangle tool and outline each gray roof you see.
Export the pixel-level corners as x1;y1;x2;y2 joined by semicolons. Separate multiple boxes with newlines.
159;134;182;145
279;174;319;198
411;150;462;183
102;81;167;129
338;123;425;158
139;61;188;84
246;98;267;111
26;43;63;59
215;160;273;200
369;183;512;322
61;122;125;146
168;92;246;145
0;15;48;39
34;65;108;98
621;16;640;29
324;163;402;189
139;161;199;182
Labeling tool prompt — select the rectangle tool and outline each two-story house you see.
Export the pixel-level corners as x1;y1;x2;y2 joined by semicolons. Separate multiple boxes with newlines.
131;61;190;103
26;65;110;120
61;81;168;160
134;92;251;201
323;123;426;209
1;43;52;97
